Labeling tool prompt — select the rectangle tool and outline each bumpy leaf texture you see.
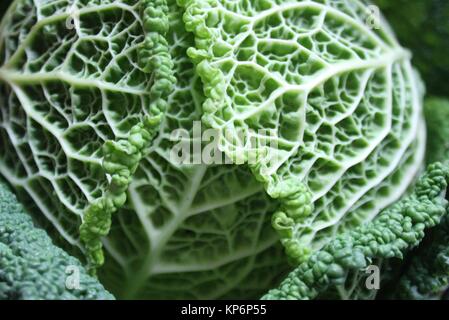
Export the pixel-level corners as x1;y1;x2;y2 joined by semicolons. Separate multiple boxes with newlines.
0;0;425;299
300;98;449;301
391;214;449;300
383;97;449;300
0;0;287;299
0;179;114;300
180;0;425;263
262;162;449;300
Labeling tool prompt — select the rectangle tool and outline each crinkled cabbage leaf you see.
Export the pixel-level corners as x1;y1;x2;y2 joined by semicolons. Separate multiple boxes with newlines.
0;0;425;299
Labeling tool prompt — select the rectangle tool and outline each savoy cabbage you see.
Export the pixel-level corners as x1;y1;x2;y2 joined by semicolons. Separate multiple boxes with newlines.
263;162;449;300
0;177;114;300
0;0;433;299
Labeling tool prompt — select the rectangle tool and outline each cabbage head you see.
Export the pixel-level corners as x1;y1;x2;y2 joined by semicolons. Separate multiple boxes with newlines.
0;0;425;299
